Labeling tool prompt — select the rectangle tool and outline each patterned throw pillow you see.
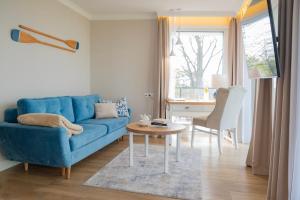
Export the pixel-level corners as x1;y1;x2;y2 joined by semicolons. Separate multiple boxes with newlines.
115;97;129;117
102;97;129;117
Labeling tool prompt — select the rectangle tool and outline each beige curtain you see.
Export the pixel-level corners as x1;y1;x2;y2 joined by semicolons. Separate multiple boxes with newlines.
228;17;243;86
228;18;238;86
267;0;295;199
246;79;272;175
155;17;170;119
289;0;300;198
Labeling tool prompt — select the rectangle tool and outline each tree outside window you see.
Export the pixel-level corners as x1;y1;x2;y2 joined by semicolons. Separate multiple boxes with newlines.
169;31;225;100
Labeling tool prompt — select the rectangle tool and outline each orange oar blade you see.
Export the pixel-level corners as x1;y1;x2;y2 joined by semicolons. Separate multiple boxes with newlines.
19;31;37;43
65;40;79;50
11;29;37;43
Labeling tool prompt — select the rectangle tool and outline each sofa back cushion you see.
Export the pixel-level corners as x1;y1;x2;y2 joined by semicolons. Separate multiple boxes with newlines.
71;95;100;122
4;108;18;123
17;96;75;122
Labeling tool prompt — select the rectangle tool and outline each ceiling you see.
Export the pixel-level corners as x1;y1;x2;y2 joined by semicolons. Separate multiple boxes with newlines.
62;0;244;20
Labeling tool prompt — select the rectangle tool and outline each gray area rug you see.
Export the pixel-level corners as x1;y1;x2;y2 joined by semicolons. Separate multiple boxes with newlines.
84;144;203;200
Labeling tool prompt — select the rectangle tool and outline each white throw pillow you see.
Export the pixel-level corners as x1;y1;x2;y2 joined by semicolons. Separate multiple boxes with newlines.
95;103;118;119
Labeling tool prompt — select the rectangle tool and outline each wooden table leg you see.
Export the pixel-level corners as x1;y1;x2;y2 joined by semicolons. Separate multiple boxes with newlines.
164;135;169;173
24;163;28;172
65;167;71;179
129;132;134;167
61;168;66;176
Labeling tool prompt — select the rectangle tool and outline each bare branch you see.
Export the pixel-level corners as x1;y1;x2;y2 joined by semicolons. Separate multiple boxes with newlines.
203;41;219;72
180;45;197;72
194;35;204;72
216;54;223;74
203;38;218;57
189;38;197;55
211;49;223;57
178;66;194;86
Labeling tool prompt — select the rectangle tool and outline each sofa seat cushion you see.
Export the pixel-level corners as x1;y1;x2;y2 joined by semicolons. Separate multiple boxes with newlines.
69;124;107;151
71;95;100;122
17;96;75;122
79;117;129;133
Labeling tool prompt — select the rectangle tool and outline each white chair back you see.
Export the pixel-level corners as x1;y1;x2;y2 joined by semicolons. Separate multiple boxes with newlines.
206;86;246;130
220;86;246;130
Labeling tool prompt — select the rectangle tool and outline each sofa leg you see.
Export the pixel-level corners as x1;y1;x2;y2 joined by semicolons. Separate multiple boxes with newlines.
65;167;71;179
24;163;29;172
61;168;66;176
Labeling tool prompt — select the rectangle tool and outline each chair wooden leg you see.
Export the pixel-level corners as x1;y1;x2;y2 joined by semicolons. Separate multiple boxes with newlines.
61;168;66;176
24;162;29;172
233;128;238;149
191;125;195;148
121;136;124;141
65;167;71;179
217;130;223;154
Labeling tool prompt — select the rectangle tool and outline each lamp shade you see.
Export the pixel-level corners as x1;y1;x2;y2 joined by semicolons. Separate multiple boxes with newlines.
210;74;228;88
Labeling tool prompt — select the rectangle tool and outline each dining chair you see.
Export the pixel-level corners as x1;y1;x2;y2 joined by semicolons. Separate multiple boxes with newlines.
191;86;246;154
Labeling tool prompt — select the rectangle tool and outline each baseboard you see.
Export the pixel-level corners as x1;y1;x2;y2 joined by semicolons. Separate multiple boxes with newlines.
0;160;19;172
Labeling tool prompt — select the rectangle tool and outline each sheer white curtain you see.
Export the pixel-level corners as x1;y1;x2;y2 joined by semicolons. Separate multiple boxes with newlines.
289;0;300;199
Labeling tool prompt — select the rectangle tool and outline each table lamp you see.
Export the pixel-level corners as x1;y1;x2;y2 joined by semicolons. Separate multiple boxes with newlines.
210;74;228;89
210;75;228;99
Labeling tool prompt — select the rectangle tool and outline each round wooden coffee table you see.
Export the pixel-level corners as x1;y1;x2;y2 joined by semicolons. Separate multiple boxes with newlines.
126;122;186;173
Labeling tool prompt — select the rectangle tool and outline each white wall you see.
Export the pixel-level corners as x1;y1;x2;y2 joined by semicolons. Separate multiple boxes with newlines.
90;20;157;121
0;0;90;169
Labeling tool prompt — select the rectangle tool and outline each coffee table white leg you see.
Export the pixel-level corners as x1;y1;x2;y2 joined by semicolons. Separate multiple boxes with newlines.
129;132;133;167
169;135;172;146
145;134;149;157
164;135;170;173
176;132;180;162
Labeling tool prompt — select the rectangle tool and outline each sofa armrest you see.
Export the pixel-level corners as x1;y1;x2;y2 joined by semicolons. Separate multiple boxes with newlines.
0;123;71;167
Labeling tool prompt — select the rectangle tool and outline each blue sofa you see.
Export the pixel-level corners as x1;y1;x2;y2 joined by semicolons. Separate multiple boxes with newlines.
0;95;130;178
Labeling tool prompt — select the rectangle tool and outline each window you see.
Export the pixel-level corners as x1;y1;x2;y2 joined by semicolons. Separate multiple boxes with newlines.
169;31;227;100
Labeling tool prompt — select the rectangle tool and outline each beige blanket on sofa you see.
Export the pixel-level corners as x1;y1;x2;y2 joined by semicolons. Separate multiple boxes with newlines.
17;113;83;136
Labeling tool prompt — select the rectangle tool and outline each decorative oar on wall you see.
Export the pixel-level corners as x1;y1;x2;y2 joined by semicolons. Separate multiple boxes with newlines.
11;29;75;53
19;25;79;50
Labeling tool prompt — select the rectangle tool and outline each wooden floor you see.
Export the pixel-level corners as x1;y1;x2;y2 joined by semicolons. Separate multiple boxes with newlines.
0;131;268;200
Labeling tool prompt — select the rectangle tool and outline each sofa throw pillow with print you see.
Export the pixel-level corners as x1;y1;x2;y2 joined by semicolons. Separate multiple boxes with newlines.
102;97;129;117
115;97;129;117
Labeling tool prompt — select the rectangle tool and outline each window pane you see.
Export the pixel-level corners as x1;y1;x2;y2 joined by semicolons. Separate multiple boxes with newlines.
169;31;225;100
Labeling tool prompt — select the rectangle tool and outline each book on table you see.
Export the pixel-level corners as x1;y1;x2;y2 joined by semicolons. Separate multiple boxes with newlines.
151;119;169;127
